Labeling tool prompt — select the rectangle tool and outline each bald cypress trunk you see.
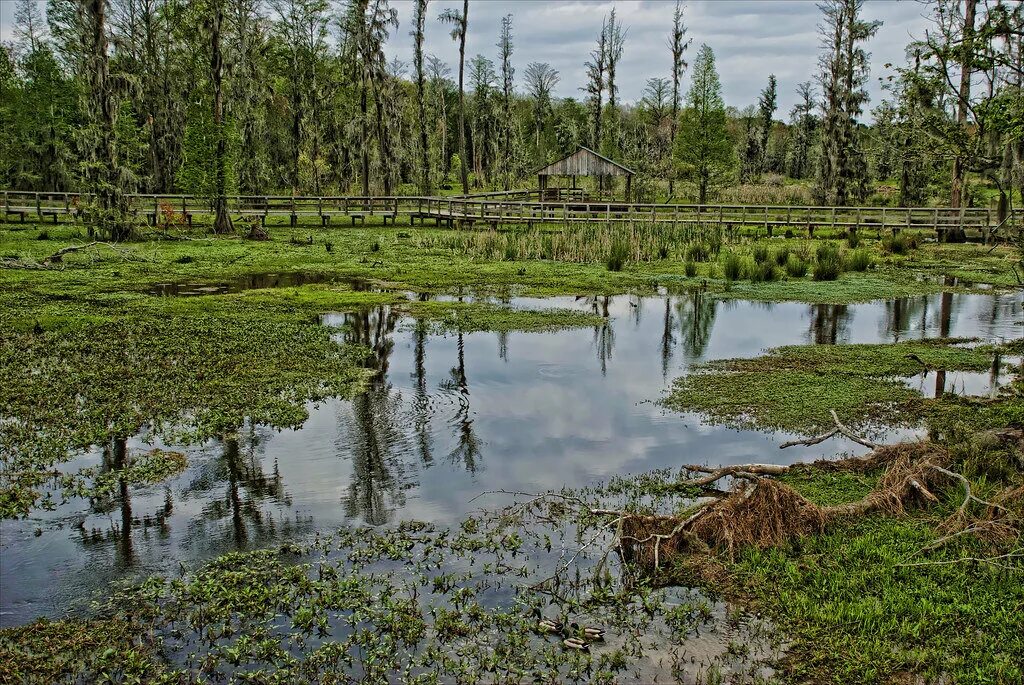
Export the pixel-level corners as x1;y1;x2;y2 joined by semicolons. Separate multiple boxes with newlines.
413;0;431;194
946;0;976;243
84;0;131;240
211;2;232;234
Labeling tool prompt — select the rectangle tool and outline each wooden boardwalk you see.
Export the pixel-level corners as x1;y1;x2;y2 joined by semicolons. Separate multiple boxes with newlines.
3;189;1019;239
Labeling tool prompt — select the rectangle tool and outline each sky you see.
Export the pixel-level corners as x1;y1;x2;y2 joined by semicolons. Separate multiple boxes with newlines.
0;0;934;116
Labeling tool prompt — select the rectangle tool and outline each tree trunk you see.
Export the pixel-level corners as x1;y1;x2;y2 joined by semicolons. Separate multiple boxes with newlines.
211;3;233;235
414;0;430;194
360;80;370;196
85;0;131;240
947;0;976;243
456;1;470;195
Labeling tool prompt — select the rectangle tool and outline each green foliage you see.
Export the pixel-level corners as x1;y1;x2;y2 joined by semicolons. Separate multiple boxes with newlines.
784;254;809;278
882;232;916;255
748;260;777;283
685;241;710;262
814;242;843;281
178;106;240;199
664;339;999;435
674;45;734;204
722;251;744;281
606;240;629;271
846;249;872;272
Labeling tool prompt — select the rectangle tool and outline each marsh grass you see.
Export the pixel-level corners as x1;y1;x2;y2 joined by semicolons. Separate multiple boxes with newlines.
846;249;872;272
784;254;808;278
751;245;771;265
417;222;727;266
722;252;744;281
813;243;844;282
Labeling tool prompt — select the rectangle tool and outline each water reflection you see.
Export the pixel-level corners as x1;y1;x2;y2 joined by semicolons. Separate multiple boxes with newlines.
2;289;1020;625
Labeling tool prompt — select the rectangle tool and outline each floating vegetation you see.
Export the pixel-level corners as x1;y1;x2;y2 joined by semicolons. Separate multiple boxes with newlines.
664;339;1007;435
0;310;372;518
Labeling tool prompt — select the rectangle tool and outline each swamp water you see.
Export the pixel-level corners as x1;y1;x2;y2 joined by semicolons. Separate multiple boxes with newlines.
1;287;1020;679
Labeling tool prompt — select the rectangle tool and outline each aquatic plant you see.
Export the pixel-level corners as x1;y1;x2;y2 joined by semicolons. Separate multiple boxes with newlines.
606;240;629;271
722;252;744;281
814;243;843;281
846;249;872;272
784;254;808;278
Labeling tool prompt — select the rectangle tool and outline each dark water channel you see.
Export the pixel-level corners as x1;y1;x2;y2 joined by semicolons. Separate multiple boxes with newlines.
1;288;1020;627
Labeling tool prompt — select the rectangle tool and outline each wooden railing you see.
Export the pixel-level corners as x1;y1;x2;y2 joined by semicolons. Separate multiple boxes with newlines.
2;190;1019;236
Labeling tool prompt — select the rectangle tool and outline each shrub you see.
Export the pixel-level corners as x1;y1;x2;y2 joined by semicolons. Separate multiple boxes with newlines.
814;243;843;281
752;244;771;264
750;261;777;283
784;229;794;239
707;232;723;256
686;242;711;262
846;249;872;272
606;241;629;271
785;255;808;278
722;252;744;281
846;231;861;249
882;233;911;255
684;260;698;277
774;247;791;267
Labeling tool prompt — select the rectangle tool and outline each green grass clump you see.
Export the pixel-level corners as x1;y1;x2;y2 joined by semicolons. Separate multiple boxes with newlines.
785;254;809;278
814;243;844;281
606;240;629;271
845;231;860;249
684;260;698;277
846;249;872;272
686;241;711;263
882;233;916;255
774;247;791;267
752;244;771;264
722;252;744;281
749;261;777;283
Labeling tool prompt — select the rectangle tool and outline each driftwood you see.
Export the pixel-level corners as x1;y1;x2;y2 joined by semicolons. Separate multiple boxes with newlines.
1;241;147;270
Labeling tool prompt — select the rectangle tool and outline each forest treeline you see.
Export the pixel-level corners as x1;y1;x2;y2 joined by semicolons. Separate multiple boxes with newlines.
0;0;1021;239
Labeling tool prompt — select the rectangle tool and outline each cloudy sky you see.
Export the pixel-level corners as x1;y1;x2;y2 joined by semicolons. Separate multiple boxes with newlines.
0;0;934;115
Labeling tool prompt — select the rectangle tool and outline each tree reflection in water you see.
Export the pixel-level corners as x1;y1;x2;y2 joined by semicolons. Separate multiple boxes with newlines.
201;429;292;548
444;331;482;474
676;291;718;361
808;303;851;344
340;305;409;524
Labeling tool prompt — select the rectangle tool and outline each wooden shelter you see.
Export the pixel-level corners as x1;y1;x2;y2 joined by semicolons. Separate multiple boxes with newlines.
535;146;635;201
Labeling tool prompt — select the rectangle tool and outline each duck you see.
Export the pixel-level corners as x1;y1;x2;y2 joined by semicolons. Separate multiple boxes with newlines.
569;621;606;642
562;636;590;651
532;608;564;634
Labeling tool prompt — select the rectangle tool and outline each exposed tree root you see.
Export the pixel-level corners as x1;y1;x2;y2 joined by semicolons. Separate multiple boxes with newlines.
613;412;1021;571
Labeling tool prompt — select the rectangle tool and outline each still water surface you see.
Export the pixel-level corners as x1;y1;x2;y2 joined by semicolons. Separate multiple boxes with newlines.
1;289;1019;626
